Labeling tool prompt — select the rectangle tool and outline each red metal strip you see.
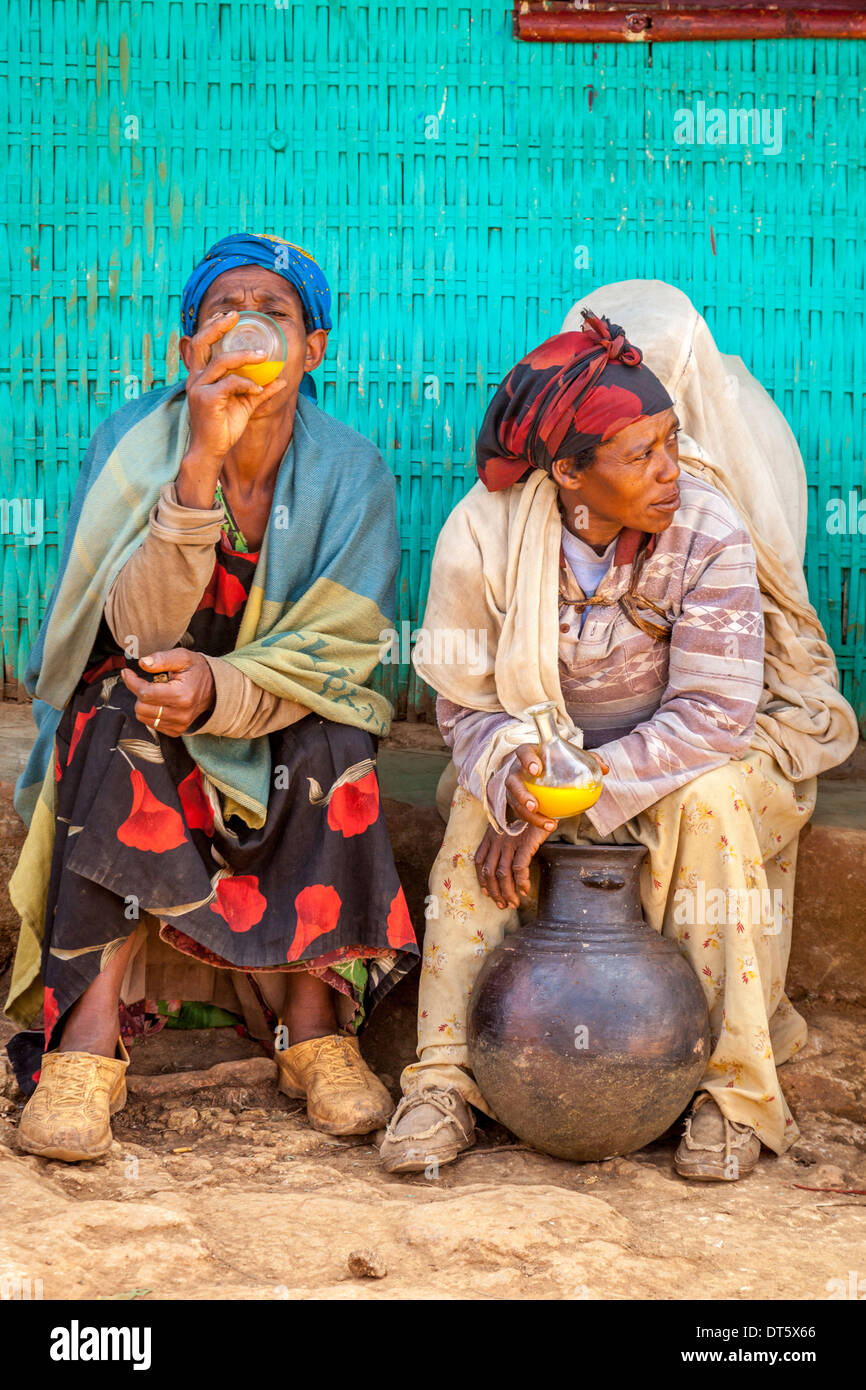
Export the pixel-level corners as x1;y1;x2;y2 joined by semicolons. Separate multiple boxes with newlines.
515;9;866;40
517;0;866;10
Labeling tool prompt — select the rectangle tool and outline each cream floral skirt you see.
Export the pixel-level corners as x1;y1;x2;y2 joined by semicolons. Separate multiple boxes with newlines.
401;749;816;1154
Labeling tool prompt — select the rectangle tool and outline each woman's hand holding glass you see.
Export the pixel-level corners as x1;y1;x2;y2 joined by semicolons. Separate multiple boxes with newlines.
473;745;553;909
177;311;288;507
474;744;609;909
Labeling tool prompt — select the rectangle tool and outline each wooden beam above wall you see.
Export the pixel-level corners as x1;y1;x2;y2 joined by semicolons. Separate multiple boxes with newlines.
514;1;866;41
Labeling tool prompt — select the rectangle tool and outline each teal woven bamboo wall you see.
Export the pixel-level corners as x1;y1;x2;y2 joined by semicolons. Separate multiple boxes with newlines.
1;3;864;723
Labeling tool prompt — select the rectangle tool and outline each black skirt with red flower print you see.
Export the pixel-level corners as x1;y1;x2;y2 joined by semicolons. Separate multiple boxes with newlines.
8;533;418;1091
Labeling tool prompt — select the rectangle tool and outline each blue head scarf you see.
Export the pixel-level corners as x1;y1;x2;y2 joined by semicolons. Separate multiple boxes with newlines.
180;232;331;401
181;232;332;333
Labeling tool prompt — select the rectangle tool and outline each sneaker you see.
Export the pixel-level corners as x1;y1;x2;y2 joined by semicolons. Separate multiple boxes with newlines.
17;1042;129;1163
275;1033;394;1136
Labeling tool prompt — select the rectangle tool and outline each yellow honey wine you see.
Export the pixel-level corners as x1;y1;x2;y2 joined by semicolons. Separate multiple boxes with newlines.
523;780;602;819
237;360;283;386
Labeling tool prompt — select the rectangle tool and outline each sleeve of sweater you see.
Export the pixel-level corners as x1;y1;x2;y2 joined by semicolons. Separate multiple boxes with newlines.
190;654;309;738
437;696;524;835
104;482;308;739
104;482;226;654
583;527;765;837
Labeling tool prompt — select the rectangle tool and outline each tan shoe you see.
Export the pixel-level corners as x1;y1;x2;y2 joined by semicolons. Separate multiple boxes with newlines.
17;1041;130;1163
275;1033;394;1136
379;1086;476;1174
674;1091;760;1181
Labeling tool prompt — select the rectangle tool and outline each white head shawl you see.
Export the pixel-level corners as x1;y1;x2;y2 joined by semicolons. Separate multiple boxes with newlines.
563;280;808;564
561;281;859;773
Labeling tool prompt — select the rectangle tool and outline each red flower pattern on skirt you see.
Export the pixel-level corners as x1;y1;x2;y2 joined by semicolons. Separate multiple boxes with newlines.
117;768;187;853
209;874;268;932
289;883;342;959
327;770;380;838
177;767;215;836
385;887;416;949
43;986;60;1047
67;707;97;765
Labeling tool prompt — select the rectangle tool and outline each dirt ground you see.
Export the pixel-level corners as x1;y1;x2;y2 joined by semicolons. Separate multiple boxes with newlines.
1;1014;865;1302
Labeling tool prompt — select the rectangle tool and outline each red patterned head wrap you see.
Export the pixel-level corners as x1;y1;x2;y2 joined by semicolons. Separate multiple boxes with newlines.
476;310;673;491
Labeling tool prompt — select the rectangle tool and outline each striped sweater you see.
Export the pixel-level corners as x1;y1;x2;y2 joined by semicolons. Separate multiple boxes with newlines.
438;474;765;837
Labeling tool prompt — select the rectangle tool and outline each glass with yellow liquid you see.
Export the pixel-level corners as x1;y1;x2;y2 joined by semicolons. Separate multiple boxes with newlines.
521;701;604;819
211;310;287;385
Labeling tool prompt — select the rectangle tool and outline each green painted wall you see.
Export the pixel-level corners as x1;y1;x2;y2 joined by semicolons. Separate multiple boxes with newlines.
2;2;863;722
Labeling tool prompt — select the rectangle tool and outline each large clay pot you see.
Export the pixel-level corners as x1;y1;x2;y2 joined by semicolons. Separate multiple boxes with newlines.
467;843;711;1161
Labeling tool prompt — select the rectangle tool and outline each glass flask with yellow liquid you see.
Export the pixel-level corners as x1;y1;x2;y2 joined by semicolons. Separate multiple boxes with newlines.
521;701;604;819
211;310;287;386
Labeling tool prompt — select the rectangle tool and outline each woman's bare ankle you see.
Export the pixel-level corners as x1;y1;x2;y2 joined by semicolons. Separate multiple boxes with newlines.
57;1017;121;1059
57;1035;120;1059
287;1019;338;1046
51;931;135;1060
283;971;338;1046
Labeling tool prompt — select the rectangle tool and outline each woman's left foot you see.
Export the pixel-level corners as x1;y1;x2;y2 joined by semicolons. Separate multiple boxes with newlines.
674;1092;760;1181
276;1034;394;1136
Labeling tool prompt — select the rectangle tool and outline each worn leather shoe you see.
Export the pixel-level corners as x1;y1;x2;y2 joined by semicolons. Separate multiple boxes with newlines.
276;1033;394;1135
675;1091;760;1181
379;1086;476;1174
17;1041;130;1163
